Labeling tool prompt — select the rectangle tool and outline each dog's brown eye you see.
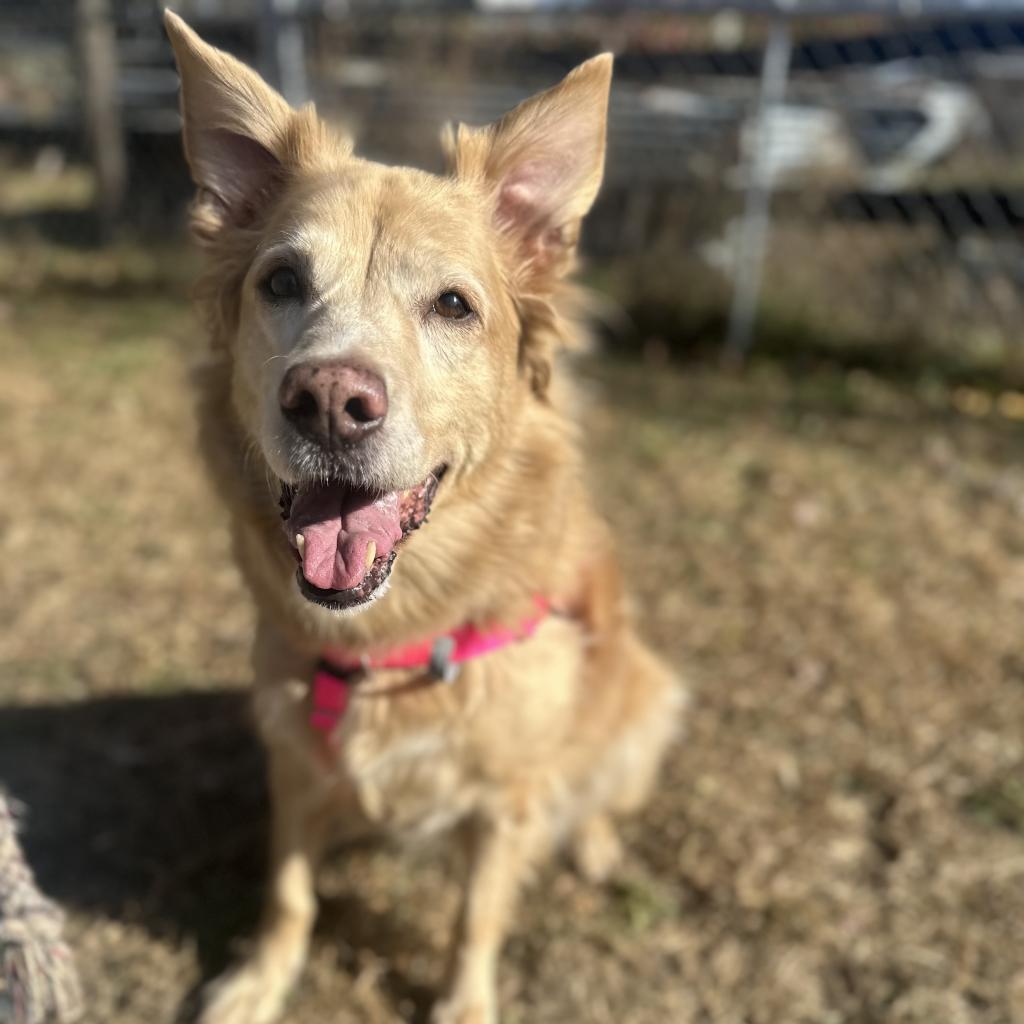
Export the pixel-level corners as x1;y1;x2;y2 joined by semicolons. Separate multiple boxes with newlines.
263;266;302;302
433;291;471;320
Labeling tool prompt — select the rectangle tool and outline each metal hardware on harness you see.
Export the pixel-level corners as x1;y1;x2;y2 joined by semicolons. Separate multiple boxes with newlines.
429;635;460;683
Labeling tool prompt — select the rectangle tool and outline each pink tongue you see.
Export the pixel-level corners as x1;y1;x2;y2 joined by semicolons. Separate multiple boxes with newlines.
287;483;403;591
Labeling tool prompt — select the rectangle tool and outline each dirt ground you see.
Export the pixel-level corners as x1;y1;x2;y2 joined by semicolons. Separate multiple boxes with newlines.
2;273;1024;1024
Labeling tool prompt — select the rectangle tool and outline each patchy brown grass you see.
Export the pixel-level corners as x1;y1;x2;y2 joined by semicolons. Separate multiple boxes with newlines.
2;280;1024;1024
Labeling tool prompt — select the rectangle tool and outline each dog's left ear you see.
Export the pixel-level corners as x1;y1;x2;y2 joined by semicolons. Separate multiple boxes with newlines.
445;54;613;285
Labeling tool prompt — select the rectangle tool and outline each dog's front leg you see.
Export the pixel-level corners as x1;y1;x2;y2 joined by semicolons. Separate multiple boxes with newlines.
433;810;544;1024
198;739;330;1024
197;617;329;1024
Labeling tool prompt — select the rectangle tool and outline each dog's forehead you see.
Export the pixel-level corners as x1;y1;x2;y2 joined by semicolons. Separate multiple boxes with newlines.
284;162;493;265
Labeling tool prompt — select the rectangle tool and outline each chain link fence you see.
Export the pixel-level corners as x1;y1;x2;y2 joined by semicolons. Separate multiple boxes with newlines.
2;0;1023;368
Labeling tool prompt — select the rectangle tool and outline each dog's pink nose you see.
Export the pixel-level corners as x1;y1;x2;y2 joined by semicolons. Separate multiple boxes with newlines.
279;361;388;447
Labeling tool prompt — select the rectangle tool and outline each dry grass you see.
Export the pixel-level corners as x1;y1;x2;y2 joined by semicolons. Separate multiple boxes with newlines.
2;277;1024;1024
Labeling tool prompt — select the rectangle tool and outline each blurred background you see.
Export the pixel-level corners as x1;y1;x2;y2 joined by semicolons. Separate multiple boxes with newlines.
2;2;1024;1023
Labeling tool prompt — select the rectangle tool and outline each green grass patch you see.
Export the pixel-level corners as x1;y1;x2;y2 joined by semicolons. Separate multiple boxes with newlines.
962;778;1024;834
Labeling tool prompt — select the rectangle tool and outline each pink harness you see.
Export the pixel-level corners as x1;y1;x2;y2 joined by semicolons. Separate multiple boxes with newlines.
310;597;551;733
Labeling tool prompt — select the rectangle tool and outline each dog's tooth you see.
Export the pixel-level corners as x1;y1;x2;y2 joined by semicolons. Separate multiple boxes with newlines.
295;533;305;556
364;541;377;568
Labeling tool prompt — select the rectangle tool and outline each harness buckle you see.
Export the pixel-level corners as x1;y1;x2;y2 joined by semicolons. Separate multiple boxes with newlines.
428;635;460;684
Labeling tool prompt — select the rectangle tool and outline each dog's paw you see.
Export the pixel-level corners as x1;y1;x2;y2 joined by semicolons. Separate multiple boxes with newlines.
196;962;292;1024
571;813;623;884
430;994;496;1024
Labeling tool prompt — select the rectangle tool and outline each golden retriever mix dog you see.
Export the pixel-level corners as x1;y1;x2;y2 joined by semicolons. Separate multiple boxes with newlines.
163;11;683;1023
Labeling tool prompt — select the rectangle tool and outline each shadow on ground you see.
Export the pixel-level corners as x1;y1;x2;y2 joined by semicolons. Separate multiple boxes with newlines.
0;692;447;1023
0;692;267;976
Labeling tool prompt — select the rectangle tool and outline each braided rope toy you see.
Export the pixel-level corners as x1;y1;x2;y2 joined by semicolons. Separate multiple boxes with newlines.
0;794;82;1024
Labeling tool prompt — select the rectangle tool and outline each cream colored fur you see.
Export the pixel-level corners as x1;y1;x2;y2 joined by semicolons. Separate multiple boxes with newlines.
164;12;683;1023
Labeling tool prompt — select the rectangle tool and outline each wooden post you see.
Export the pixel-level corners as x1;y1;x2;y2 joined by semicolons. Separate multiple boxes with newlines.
76;0;127;237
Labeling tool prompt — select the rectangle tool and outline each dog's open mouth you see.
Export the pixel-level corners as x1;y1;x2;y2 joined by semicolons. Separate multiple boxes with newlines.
279;467;445;610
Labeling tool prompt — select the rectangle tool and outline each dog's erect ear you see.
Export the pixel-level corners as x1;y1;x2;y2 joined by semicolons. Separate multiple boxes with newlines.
445;54;612;284
164;10;307;238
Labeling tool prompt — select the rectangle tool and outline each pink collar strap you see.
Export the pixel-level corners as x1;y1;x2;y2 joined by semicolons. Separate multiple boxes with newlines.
311;597;551;733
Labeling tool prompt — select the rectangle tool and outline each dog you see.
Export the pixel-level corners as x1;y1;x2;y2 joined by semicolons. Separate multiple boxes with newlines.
164;12;683;1023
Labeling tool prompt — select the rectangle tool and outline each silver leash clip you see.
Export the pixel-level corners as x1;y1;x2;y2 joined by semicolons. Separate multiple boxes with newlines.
428;635;460;684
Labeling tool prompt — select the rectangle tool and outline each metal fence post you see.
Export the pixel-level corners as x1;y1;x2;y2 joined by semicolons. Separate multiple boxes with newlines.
260;0;310;107
723;14;793;365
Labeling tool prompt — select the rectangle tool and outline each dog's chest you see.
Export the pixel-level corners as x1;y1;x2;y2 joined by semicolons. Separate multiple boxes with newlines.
256;616;585;840
336;714;476;839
